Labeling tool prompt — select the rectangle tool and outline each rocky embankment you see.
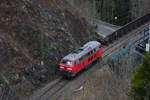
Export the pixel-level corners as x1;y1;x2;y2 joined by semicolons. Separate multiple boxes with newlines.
0;0;96;99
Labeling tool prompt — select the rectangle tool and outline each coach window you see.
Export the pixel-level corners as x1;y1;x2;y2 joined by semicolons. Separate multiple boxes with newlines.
79;56;84;62
93;50;94;53
83;55;86;60
75;59;79;64
85;53;88;58
82;55;86;60
90;51;92;54
88;58;91;62
93;48;96;52
95;47;99;51
79;58;82;62
90;50;93;54
81;56;84;61
88;52;91;56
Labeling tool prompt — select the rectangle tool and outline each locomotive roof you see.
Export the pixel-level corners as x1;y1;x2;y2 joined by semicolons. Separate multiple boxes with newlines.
63;41;101;61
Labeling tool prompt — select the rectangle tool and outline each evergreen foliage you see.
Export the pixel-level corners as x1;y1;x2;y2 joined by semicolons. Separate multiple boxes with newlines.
129;52;150;100
69;0;131;25
102;0;131;25
112;0;131;25
0;74;4;84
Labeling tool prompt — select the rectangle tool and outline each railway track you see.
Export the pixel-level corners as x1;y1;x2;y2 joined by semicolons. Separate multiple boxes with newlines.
31;78;69;100
102;22;150;58
31;13;150;100
43;79;69;100
33;34;139;100
33;23;150;100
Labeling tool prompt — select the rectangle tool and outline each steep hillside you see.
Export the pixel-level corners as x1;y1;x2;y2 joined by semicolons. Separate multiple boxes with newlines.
0;0;96;98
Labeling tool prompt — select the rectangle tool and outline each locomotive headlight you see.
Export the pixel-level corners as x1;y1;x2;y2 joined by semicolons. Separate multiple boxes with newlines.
67;68;72;71
60;66;64;69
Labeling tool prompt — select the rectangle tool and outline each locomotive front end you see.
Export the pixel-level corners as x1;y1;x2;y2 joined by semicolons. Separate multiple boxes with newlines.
59;59;76;77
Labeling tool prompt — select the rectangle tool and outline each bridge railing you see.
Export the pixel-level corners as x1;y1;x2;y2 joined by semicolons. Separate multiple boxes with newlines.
106;13;150;44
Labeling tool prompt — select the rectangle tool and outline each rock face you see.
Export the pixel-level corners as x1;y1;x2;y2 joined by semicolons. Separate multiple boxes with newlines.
0;84;18;100
0;0;96;99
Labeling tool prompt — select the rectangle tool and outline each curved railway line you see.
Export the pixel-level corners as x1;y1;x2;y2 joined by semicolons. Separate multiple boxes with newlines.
31;78;69;100
102;22;150;58
33;23;149;100
41;79;69;100
31;13;150;100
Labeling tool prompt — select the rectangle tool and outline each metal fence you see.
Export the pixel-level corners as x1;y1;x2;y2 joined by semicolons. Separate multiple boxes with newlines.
106;13;150;44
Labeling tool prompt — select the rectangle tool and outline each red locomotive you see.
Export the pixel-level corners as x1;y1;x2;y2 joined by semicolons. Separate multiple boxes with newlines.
59;41;103;77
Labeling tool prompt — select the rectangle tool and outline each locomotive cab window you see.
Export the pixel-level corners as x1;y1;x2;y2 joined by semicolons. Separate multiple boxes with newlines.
61;60;73;66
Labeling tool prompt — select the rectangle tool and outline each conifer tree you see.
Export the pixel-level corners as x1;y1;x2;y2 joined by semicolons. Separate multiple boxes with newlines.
129;53;150;100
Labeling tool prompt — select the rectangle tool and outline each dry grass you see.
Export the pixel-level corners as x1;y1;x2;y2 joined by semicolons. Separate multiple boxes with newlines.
63;66;129;100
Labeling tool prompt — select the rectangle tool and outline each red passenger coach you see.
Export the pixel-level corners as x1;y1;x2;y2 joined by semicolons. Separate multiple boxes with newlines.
59;41;103;77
